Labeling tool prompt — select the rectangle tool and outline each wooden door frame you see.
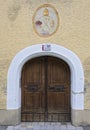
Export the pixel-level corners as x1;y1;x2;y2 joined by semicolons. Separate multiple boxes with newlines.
7;43;84;125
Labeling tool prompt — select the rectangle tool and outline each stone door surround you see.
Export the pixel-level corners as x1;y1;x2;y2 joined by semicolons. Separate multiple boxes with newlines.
7;43;84;124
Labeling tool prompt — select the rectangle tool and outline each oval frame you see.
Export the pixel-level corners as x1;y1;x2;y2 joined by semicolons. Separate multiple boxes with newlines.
33;4;59;37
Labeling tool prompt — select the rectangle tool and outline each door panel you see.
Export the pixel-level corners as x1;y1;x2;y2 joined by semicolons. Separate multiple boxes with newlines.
21;56;71;122
21;57;45;120
47;57;70;113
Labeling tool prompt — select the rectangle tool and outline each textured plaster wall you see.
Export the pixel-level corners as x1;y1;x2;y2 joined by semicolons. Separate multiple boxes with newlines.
0;0;90;109
84;58;90;109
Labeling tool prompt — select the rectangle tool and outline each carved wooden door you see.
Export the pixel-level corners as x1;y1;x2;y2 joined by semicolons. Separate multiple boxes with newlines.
21;56;71;122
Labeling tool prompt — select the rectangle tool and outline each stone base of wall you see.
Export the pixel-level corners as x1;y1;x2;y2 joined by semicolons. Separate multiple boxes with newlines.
72;109;90;126
0;109;20;125
0;109;90;126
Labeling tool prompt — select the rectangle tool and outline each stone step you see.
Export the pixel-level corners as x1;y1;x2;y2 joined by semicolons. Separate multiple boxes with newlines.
6;122;84;130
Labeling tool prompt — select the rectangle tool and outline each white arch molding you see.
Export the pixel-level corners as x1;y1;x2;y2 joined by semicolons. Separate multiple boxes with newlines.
7;43;84;110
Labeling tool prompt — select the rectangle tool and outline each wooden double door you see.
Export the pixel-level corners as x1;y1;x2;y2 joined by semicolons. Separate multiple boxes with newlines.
21;56;71;122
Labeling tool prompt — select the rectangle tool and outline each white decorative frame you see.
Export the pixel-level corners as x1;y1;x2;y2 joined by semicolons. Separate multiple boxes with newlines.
7;43;84;111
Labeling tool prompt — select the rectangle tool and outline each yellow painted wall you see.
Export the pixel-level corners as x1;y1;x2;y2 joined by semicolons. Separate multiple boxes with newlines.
0;0;90;109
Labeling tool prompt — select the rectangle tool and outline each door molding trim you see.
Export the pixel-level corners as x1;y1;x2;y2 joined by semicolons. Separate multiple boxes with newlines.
7;43;84;110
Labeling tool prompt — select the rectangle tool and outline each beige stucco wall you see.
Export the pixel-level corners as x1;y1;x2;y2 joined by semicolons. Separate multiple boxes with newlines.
0;0;90;109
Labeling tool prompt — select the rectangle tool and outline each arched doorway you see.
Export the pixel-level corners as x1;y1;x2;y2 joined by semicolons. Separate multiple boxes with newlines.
21;56;71;122
7;44;84;125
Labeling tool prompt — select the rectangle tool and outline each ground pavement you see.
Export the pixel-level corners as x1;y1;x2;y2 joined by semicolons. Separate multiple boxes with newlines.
0;123;90;130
